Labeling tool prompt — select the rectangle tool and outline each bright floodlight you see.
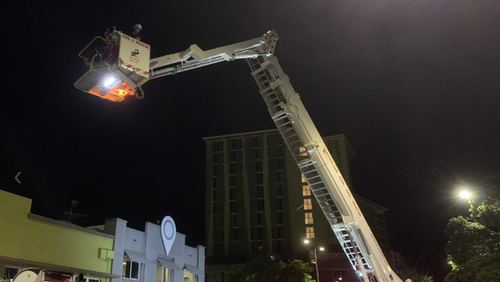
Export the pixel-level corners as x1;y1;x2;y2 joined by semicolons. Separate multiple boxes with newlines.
460;190;472;199
319;247;325;251
103;76;117;87
304;239;310;244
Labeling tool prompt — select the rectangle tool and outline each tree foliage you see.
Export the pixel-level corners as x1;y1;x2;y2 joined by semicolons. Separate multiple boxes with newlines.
224;256;314;282
444;189;500;282
394;266;433;282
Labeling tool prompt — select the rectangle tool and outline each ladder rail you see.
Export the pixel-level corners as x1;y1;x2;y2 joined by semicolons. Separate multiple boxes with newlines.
246;55;402;282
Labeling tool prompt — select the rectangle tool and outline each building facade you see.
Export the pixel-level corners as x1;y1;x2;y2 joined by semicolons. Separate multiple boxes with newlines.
204;130;390;282
0;190;204;282
103;218;204;282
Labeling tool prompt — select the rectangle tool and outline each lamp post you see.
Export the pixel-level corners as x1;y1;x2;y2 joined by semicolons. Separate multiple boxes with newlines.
304;240;324;282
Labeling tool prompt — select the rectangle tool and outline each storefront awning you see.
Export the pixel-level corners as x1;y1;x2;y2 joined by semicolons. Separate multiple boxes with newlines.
158;258;180;270
125;250;149;263
184;264;203;276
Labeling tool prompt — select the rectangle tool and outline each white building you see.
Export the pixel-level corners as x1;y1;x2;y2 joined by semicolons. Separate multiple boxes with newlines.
103;218;204;282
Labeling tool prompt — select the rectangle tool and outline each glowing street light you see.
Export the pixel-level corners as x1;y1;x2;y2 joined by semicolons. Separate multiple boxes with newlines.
304;239;324;282
460;190;472;200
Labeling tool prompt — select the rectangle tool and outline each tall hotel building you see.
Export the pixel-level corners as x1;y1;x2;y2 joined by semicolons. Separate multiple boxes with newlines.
204;130;390;282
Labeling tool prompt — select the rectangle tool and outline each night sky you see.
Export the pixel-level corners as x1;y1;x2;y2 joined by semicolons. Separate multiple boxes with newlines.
3;0;500;281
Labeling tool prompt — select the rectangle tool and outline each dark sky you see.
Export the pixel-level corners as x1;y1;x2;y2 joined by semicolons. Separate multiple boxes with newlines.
3;0;500;281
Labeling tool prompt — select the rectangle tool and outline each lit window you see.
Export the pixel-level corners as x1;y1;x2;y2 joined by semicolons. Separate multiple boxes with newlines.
183;269;197;282
156;263;173;282
123;255;140;279
305;212;314;224
301;174;307;183
302;185;311;196
306;227;315;239
304;199;312;210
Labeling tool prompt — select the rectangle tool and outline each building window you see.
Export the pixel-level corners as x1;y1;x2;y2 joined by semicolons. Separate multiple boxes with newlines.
301;174;307;183
277;226;283;239
256;173;263;185
277;158;284;170
258;227;263;239
304;198;312;210
306;227;315;239
230;214;237;226
277;198;283;210
183;269;197;282
229;188;235;200
305;212;314;224
257;186;264;198
212;177;217;188
258;199;264;211
255;161;262;172
212;190;216;201
302;185;311;196
277;212;283;224
231;228;238;241
231;138;242;149
277;184;283;196
230;163;236;174
156;264;173;282
257;213;264;225
254;149;260;159
230;201;236;213
277;172;282;183
214;141;223;151
229;175;235;187
213;152;220;163
123;255;140;279
252;136;259;147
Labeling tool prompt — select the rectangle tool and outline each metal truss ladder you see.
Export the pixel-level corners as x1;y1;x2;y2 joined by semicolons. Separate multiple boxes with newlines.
246;55;372;279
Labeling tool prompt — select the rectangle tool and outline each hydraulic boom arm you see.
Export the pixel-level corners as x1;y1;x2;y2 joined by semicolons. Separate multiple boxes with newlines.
147;31;402;282
149;30;278;80
74;29;403;282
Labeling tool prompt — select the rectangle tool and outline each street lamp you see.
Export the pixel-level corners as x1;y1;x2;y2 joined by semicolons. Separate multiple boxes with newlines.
304;239;324;282
459;190;472;200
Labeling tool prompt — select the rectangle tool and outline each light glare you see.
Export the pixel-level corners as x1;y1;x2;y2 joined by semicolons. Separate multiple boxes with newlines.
103;77;116;87
460;190;472;199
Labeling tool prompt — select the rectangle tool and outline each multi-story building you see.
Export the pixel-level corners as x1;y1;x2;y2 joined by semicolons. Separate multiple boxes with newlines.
204;129;390;282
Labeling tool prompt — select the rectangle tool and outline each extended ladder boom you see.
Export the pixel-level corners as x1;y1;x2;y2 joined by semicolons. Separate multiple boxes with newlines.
149;30;278;80
148;30;402;282
75;29;403;282
246;54;402;282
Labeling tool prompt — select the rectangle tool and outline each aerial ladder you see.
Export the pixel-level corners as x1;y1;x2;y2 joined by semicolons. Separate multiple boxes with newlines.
74;29;404;282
